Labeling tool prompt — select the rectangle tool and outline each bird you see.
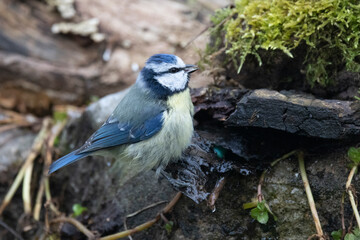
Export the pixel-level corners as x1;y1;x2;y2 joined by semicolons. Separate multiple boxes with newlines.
48;54;197;183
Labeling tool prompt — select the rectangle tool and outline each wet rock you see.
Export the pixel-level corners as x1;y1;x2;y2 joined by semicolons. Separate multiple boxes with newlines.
193;87;360;139
191;87;247;122
51;87;360;239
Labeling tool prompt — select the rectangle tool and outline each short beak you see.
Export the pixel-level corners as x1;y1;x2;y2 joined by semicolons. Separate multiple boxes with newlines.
184;64;198;74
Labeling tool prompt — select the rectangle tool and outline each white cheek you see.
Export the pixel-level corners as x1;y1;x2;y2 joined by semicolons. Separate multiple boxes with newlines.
156;72;188;91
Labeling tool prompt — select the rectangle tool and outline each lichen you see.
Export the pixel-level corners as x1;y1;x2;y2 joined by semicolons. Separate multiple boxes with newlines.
207;0;360;86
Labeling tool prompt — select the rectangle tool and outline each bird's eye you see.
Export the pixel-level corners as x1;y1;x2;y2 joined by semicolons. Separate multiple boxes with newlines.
169;67;180;73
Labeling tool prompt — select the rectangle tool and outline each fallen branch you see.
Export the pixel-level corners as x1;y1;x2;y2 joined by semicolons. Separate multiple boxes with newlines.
33;121;66;220
0;118;51;215
346;166;360;229
123;200;167;240
208;176;226;212
50;217;95;240
298;151;324;240
100;192;182;240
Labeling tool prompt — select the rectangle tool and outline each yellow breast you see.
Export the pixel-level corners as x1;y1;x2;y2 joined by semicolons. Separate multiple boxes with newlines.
124;88;194;172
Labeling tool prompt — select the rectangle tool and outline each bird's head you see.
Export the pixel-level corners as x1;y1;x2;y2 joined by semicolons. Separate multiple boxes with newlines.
137;54;198;98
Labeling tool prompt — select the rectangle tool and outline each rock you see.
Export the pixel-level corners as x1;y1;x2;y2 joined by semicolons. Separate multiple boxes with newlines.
193;87;360;139
227;89;360;139
50;87;360;239
85;89;130;128
0;127;36;239
169;146;352;240
0;128;35;182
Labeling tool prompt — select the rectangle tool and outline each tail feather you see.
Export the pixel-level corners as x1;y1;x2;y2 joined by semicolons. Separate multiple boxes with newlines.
48;150;90;174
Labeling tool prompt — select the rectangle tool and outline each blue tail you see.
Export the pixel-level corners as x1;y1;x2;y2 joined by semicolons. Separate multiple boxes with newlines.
48;150;90;174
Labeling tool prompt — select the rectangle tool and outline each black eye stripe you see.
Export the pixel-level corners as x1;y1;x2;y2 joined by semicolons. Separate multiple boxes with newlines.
168;67;184;73
152;67;185;76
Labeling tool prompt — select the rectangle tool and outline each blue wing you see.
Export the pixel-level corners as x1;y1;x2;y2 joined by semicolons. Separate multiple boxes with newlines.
78;111;164;153
48;111;164;174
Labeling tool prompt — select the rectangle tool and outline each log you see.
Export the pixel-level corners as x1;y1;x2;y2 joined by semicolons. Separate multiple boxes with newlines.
193;88;360;139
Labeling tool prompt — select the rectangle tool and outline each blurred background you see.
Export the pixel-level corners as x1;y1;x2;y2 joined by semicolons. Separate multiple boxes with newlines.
1;1;360;239
0;0;230;116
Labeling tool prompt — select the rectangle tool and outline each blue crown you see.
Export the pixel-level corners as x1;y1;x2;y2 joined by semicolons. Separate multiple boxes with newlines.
146;54;177;65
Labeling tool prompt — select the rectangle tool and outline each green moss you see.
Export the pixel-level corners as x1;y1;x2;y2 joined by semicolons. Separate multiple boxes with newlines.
207;0;360;86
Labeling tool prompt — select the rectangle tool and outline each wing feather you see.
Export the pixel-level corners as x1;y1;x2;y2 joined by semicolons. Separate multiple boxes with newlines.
78;112;164;153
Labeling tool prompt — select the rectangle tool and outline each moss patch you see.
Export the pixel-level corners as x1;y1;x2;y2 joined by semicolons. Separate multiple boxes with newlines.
207;0;360;87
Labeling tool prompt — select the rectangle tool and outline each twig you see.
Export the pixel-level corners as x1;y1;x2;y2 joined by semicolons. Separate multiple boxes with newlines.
33;121;66;220
257;171;266;203
33;181;45;220
0;109;38;134
44;179;61;216
298;151;324;239
346;166;360;229
102;218;158;240
100;192;182;240
183;26;210;48
123;200;167;240
0;124;30;134
0;118;51;215
270;150;299;167
207;177;226;212
341;192;346;239
22;160;34;215
50;217;95;240
0;219;24;240
307;234;322;240
160;213;169;223
183;5;235;49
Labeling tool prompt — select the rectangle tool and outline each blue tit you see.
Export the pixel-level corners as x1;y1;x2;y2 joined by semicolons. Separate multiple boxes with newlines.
49;54;198;182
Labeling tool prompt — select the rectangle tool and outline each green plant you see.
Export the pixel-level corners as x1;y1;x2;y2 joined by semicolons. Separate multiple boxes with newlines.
332;228;360;240
348;147;360;165
250;201;269;224
53;111;67;122
331;229;342;240
345;228;360;240
72;203;88;217
355;89;360;100
207;0;360;86
164;221;174;234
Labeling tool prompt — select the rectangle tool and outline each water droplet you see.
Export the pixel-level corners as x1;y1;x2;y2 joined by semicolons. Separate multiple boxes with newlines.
212;206;216;213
